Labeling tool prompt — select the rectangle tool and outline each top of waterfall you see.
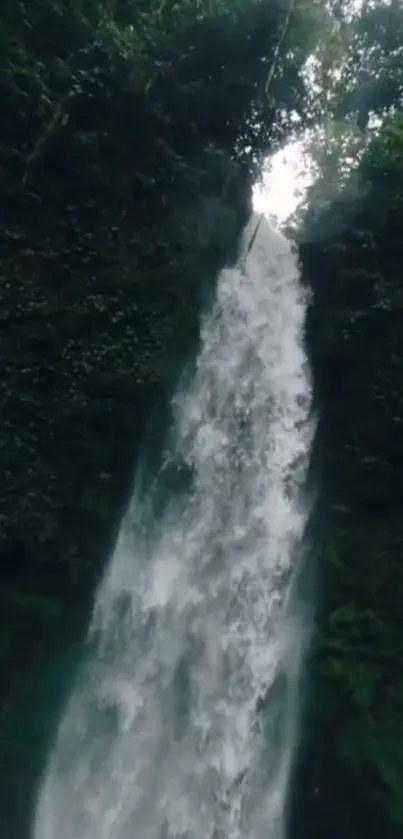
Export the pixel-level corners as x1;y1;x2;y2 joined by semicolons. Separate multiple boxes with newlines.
241;212;291;269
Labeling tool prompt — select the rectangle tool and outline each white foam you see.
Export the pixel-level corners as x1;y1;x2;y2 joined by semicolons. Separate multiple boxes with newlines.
34;213;314;839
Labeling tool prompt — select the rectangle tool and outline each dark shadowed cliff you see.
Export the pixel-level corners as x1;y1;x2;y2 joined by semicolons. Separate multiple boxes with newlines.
0;2;317;836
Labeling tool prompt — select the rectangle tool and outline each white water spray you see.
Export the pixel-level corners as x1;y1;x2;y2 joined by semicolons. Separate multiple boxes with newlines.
34;213;314;839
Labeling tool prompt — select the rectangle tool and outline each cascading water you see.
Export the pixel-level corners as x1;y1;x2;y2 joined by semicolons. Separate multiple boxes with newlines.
34;213;314;839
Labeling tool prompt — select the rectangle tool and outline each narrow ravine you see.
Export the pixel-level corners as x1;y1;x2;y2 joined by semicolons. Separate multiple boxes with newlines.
34;213;314;839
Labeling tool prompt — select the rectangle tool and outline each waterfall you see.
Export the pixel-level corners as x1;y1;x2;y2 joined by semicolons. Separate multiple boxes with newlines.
34;213;314;839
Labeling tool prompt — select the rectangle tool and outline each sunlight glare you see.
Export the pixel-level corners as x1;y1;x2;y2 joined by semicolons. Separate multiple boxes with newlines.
253;140;314;224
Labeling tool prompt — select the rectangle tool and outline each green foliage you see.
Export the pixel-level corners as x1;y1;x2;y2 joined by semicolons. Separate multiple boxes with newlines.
361;115;403;204
334;0;403;130
295;113;403;838
0;2;320;836
0;0;318;192
286;0;403;232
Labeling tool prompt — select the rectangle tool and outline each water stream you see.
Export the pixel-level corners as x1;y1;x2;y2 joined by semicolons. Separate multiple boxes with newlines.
34;213;314;839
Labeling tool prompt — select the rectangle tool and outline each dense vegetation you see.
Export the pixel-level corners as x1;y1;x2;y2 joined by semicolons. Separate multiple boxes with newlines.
286;7;403;835
0;2;319;836
1;1;403;838
295;111;403;839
